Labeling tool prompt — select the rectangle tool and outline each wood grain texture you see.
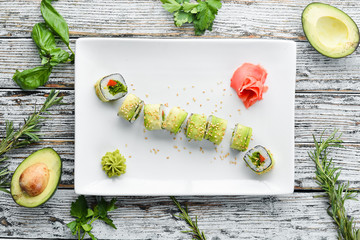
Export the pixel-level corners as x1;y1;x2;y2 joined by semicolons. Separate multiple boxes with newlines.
0;39;360;92
0;190;359;239
1;0;360;239
2;141;360;190
0;90;359;142
0;0;359;40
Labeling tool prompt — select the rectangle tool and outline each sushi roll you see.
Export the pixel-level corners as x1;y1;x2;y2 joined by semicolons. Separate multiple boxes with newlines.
185;114;207;141
204;115;228;145
144;104;165;130
117;93;144;123
243;145;274;174
94;73;128;102
162;107;188;134
230;124;252;151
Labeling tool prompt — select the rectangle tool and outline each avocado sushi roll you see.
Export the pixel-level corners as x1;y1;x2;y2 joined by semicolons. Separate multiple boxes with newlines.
162;107;188;134
144;104;165;130
230;124;252;151
185;114;207;141
204;115;227;145
117;93;144;123
94;73;128;102
243;145;274;174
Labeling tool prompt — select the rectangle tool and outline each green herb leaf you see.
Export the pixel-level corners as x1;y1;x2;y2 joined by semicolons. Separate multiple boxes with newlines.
101;216;117;229
70;195;88;218
87;232;97;240
170;196;207;240
309;129;359;240
49;48;70;66
97;197;108;218
67;196;118;240
174;11;194;27
161;0;181;13
81;223;92;232
182;2;198;13
13;65;52;90
207;0;222;14
106;198;117;212
40;0;70;47
66;220;78;234
0;90;62;193
32;23;56;54
161;0;222;36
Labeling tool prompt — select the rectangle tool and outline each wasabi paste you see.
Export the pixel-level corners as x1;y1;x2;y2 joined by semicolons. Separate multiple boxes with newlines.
101;149;126;177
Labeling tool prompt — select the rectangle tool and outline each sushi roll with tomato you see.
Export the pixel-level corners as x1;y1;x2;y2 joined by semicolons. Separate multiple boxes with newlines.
185;114;207;141
243;145;274;174
162;107;188;134
117;93;144;123
144;104;165;130
94;73;128;102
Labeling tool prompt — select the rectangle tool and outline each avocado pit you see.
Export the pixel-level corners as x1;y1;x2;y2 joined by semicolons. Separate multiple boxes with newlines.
19;162;50;197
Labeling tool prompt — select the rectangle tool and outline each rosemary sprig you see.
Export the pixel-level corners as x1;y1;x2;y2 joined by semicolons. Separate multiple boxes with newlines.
309;129;360;240
0;90;63;193
170;196;207;240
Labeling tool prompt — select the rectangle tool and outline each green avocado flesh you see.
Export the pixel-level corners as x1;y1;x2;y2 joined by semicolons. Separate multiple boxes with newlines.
302;2;359;58
10;148;62;208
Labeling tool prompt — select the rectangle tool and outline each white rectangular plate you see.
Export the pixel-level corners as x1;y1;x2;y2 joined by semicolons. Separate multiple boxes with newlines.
75;38;296;195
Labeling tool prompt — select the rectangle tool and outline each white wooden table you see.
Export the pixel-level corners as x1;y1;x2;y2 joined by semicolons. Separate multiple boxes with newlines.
0;0;359;239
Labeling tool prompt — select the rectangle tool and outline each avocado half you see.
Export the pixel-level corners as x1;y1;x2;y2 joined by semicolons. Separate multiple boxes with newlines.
302;2;359;58
10;148;62;208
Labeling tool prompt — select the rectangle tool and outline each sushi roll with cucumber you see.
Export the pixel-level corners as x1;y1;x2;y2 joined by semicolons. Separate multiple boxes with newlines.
243;145;274;174
204;115;228;145
94;73;128;102
117;93;144;123
185;114;207;141
144;104;165;130
230;124;252;151
162;107;188;134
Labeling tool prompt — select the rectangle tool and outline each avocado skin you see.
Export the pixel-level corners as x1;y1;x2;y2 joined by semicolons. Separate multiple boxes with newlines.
10;148;62;208
302;2;359;59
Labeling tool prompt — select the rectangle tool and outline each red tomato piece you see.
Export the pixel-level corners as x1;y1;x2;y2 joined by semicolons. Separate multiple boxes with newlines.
107;79;117;87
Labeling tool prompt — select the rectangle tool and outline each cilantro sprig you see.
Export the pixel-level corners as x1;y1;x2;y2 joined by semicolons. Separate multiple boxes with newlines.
67;195;117;240
161;0;222;36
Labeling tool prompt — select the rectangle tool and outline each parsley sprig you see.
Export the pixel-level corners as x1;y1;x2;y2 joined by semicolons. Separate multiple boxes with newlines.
67;195;118;240
171;196;207;240
161;0;222;35
309;130;360;240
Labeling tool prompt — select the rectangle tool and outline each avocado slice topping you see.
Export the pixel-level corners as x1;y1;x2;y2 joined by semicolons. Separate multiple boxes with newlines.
10;148;62;208
302;2;359;58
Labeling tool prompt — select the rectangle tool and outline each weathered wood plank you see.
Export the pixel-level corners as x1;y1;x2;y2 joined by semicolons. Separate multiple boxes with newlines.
0;190;359;239
2;140;360;189
0;90;74;139
1;0;359;40
1;39;360;92
0;90;359;142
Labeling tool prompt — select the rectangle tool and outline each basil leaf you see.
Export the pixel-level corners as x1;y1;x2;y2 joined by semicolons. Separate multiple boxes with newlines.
13;65;52;90
31;23;56;53
40;0;69;46
49;48;69;66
